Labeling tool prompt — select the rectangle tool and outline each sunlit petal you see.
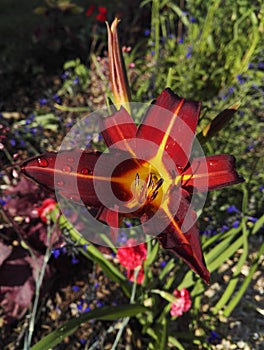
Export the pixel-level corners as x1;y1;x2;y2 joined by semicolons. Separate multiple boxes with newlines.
137;88;201;168
179;154;244;193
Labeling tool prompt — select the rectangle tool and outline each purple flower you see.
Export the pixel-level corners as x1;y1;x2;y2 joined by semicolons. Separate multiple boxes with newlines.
160;261;167;268
144;29;151;36
227;205;239;213
208;330;221;344
232;220;240;228
178;38;184;44
39;98;47;106
117;231;128;243
0;198;7;206
72;285;80;292
79;338;86;345
71;255;80;264
220;224;229;233
186;47;192;58
52;248;60;259
61;71;69;80
82;243;89;252
53;93;61;104
228;87;234;94
73;76;79;85
247;216;258;223
236;74;245;84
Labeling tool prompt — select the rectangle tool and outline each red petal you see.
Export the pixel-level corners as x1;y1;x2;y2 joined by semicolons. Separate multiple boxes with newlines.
181;155;244;193
158;224;210;284
140;187;209;283
97;206;121;243
137;88;201;167
20;149;102;207
99;107;137;152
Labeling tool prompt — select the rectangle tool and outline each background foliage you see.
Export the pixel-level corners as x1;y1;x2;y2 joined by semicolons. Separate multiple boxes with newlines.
0;0;263;349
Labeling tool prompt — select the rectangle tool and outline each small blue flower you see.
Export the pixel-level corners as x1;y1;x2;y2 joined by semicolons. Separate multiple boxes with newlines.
232;220;240;228
61;71;69;80
220;224;229;233
227;205;239;213
77;302;83;312
83;306;91;313
52;248;61;259
79;338;86;345
72;285;80;292
25;114;35;125
39;98;47;106
247;216;258;223
82;243;89;252
118;231;128;243
178;38;184;44
96;301;103;308
144;29;151;36
71;256;80;264
236;74;245;84
94;282;99;289
53;93;61;104
228;87;234;95
207;330;221;344
73;76;79;85
10;139;16;146
0;198;7;206
186;46;193;58
190;16;196;23
160;261;167;268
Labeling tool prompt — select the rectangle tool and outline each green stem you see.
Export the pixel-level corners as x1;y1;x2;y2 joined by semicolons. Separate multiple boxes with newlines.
111;267;140;350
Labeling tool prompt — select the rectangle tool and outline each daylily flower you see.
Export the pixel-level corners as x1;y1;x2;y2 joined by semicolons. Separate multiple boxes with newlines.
20;88;243;284
19;20;243;284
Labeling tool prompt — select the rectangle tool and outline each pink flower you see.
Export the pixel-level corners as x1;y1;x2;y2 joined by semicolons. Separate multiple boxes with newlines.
117;238;147;284
36;199;57;223
85;4;95;17
170;288;191;317
127;266;145;284
96;7;107;22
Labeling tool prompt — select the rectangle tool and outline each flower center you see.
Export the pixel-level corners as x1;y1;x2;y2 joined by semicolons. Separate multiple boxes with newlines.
111;158;164;212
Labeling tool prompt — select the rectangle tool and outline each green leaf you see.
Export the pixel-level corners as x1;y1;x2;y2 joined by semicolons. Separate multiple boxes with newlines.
145;240;159;266
252;214;264;234
223;241;264;317
168;336;185;350
53;212;132;297
151;289;178;303
31;304;147;350
35;113;58;131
